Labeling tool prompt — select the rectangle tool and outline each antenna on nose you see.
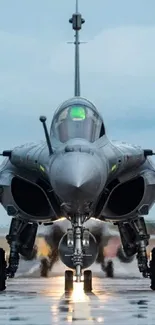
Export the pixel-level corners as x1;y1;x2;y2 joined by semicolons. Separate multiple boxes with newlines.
69;0;85;97
39;116;53;155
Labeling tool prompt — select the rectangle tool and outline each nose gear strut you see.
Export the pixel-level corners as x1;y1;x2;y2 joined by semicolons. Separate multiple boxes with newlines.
73;215;83;282
58;214;98;291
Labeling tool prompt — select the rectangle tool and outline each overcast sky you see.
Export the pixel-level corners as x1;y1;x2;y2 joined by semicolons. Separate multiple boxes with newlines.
0;0;155;227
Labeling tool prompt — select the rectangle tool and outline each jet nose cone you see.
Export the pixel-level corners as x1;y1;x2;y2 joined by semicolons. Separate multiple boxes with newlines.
50;153;107;203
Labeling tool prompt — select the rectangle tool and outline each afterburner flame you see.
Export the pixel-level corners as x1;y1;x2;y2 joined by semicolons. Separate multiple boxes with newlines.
36;237;51;257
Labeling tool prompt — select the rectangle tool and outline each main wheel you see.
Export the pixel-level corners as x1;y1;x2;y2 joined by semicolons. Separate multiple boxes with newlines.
0;248;6;291
40;257;49;277
84;270;92;292
150;248;155;290
65;270;73;292
105;260;114;278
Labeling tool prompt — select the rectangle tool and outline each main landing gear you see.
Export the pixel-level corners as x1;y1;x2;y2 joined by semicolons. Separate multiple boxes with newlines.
0;248;7;291
117;216;155;290
40;248;59;277
96;246;114;278
0;217;38;291
58;214;98;293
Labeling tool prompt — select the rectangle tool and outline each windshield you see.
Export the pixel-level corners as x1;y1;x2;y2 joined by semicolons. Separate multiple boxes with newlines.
51;105;104;143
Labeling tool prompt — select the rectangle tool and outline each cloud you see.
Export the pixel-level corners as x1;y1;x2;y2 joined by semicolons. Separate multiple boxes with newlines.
50;25;155;76
1;25;155;120
48;25;155;121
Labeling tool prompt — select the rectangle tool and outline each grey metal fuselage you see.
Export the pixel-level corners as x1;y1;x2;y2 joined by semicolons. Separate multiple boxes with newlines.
0;111;155;224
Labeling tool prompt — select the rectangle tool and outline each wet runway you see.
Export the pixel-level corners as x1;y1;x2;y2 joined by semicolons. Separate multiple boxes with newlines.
0;259;155;325
0;277;154;325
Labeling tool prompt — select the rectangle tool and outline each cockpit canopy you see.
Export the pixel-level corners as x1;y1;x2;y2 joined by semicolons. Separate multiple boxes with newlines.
50;98;105;143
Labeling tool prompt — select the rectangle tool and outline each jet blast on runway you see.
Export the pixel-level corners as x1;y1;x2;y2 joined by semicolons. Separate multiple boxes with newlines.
37;218;134;278
0;0;155;292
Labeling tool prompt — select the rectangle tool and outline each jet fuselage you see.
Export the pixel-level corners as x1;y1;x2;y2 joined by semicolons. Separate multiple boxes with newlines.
1;125;155;224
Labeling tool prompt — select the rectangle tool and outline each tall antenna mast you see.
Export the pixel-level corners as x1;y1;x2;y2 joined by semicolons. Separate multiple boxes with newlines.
69;0;85;97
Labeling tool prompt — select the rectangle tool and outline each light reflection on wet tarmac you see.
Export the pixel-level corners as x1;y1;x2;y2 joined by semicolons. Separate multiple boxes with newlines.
0;277;155;325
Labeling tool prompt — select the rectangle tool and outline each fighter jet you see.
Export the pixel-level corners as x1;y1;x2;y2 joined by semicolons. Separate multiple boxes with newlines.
0;0;155;292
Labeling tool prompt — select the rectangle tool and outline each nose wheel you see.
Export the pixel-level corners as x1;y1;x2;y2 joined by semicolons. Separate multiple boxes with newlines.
65;269;92;293
84;270;92;292
65;270;74;292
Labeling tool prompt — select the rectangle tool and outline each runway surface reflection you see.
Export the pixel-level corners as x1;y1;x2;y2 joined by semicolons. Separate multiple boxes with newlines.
0;275;154;325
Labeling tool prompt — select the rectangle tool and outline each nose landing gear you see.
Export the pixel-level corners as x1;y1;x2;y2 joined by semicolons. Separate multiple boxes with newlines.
59;214;97;293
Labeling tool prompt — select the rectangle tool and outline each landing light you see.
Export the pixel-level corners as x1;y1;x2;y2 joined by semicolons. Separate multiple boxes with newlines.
97;317;104;323
71;280;88;302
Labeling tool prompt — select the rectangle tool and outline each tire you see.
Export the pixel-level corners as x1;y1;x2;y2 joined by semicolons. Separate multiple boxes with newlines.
0;248;6;291
65;270;73;292
150;248;155;290
101;262;105;272
84;270;92;292
40;257;49;277
105;260;114;278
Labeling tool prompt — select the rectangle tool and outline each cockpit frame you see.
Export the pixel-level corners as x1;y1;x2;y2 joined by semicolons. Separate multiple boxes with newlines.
50;97;105;144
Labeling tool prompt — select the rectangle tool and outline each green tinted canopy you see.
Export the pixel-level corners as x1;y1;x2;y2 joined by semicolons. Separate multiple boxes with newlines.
69;106;86;120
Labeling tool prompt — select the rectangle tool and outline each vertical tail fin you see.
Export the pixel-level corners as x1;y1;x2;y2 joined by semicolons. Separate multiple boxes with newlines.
69;0;85;97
